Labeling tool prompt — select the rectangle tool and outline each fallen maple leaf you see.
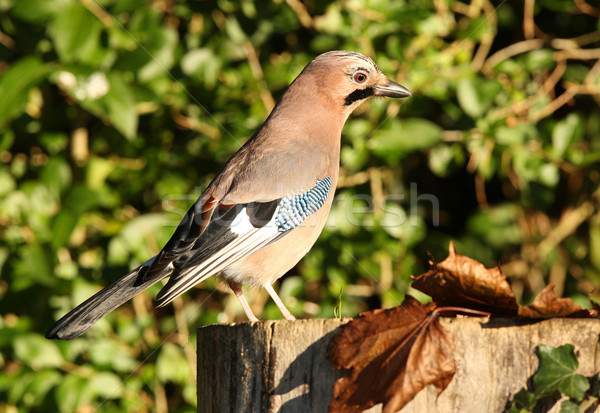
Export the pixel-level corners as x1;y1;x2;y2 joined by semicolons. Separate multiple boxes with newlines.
327;296;455;413
411;241;519;316
518;285;596;318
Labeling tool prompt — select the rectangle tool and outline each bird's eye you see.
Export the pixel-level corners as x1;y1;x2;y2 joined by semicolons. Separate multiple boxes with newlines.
353;72;368;83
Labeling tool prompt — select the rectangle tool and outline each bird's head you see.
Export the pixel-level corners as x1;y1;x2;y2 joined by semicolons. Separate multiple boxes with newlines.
263;51;411;137
301;51;411;114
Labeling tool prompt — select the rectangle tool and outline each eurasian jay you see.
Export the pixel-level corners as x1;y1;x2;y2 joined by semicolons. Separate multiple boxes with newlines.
46;51;411;340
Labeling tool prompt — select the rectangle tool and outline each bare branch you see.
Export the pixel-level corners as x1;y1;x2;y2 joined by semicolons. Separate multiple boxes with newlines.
482;39;544;74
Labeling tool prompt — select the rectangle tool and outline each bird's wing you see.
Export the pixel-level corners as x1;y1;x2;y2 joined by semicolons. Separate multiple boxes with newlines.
142;194;216;281
153;176;333;307
143;132;331;280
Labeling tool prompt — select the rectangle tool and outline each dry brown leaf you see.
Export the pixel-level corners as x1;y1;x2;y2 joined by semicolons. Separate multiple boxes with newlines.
327;296;455;413
411;241;519;316
518;285;596;318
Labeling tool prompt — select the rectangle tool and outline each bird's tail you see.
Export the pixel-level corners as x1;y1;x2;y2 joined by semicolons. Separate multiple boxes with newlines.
46;257;170;340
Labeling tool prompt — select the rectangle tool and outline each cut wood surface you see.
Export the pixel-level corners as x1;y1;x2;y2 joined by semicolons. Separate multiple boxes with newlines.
197;318;600;413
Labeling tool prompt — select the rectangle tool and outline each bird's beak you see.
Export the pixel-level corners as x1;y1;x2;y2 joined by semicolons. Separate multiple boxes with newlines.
373;79;412;98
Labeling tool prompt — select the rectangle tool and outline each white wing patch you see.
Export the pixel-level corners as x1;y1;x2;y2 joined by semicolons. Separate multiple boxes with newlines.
155;207;280;306
230;207;257;235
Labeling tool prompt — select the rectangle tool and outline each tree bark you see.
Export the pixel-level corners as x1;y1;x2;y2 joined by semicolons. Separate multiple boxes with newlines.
197;317;600;413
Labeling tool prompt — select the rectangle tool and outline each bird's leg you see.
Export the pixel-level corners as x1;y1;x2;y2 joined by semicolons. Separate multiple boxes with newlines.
229;283;258;322
264;283;296;321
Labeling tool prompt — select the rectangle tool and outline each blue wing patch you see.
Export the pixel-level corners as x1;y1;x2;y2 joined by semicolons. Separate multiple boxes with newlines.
275;177;332;232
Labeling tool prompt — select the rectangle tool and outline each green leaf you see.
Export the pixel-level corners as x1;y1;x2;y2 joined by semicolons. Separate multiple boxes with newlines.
13;244;54;291
534;344;590;401
0;57;51;126
7;372;34;406
55;374;91;413
0;129;15;151
324;193;359;236
102;73;139;140
511;388;536;410
86;156;116;189
52;180;100;248
62;185;101;214
495;124;537;146
89;372;123;399
63;70;138;139
564;63;590;84
88;339;138;372
13;334;64;370
456;77;502;118
225;16;248;44
560;400;580;413
380;202;426;245
368;118;442;159
39;132;69;154
156;342;192;385
49;2;105;65
51;210;79;249
10;0;72;22
538;163;559;187
107;213;173;264
467;204;522;248
552;114;582;157
18;370;62;407
524;49;554;73
137;26;179;82
41;157;72;199
0;169;16;197
456;16;490;41
513;150;559;188
428;143;465;177
182;48;222;88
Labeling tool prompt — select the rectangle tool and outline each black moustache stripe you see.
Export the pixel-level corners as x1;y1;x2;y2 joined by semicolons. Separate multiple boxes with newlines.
344;87;374;106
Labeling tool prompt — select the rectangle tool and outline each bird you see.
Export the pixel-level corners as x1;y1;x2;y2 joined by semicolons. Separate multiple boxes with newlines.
46;50;411;340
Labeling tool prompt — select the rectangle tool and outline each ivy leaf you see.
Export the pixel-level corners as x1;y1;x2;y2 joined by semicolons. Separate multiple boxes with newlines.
560;400;580;413
511;388;536;411
534;344;590;402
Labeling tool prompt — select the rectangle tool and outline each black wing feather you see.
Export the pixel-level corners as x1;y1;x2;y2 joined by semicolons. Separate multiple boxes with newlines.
46;262;170;340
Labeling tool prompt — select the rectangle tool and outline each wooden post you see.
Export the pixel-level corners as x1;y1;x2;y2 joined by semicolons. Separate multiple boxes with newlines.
197;318;600;413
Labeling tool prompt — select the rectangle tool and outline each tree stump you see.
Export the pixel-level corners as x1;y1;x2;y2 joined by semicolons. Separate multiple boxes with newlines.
197;317;600;413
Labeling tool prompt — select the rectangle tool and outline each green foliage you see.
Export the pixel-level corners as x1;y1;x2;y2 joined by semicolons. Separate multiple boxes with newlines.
1;0;599;411
0;57;52;125
508;344;598;413
534;344;590;401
